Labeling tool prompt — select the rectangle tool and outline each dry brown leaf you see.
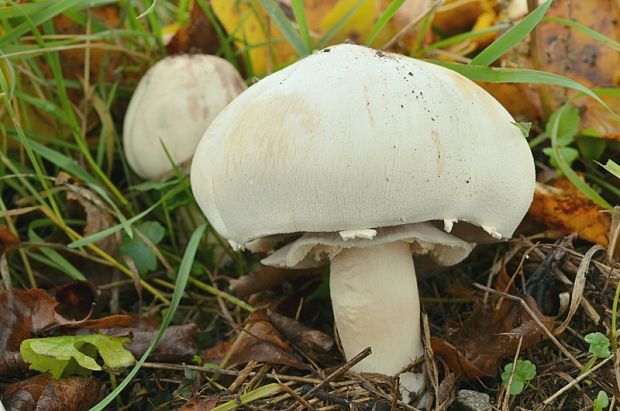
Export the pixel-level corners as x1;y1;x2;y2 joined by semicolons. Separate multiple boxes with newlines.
529;178;611;246
0;225;20;255
432;271;554;379
3;374;103;411
65;186;121;255
478;82;542;121
574;93;620;141
433;0;484;35
179;396;223;411
0;282;140;376
230;266;321;298
203;310;307;369
105;319;198;363
166;3;221;56
507;0;620;138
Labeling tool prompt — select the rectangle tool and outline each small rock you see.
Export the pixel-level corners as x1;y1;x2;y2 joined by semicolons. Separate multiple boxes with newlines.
449;390;492;411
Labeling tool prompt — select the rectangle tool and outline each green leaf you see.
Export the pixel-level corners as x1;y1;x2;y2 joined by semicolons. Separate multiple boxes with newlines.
20;334;135;379
512;121;532;137
118;221;165;275
470;0;553;66
585;332;611;359
549;105;612;209
577;137;606;162
545;105;580;146
593;390;610;411
90;224;207;411
501;360;537;396
543;146;579;168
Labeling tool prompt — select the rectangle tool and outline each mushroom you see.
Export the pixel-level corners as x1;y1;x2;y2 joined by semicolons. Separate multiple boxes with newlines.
123;54;246;180
190;44;535;400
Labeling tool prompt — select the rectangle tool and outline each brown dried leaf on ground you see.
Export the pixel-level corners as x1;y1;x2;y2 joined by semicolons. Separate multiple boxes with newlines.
229;266;321;298
3;374;103;411
179;396;221;411
65;185;121;256
105;319;198;362
431;270;554;379
529;177;611;246
507;0;620;138
478;82;542;122
166;3;220;55
0;282;139;376
203;310;307;369
0;225;20;255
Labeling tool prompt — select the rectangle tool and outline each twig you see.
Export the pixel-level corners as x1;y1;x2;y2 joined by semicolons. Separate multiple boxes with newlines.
500;336;523;411
382;0;443;50
285;347;372;411
272;372;313;411
543;355;613;404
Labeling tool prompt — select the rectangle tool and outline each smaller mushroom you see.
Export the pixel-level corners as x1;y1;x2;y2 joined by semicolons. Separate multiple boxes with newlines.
123;54;246;180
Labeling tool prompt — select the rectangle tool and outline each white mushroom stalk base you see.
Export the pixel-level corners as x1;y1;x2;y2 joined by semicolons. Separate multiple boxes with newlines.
330;241;424;401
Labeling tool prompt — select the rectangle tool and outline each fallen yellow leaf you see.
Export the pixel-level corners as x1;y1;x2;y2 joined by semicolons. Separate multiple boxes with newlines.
529;178;611;246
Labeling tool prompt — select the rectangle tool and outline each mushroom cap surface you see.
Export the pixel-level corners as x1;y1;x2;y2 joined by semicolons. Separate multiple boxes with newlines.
124;54;246;179
190;44;535;245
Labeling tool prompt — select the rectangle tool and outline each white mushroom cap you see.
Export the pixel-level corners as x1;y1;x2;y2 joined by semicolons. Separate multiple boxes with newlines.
191;44;535;245
124;54;246;179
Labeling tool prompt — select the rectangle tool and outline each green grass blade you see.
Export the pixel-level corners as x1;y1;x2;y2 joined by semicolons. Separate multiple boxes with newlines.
421;23;509;54
291;0;312;52
28;230;86;281
211;383;282;411
90;224;207;411
601;159;620;179
433;62;619;120
256;0;309;56
0;0;87;46
317;0;366;48
366;0;405;46
470;0;552;66
67;183;186;248
0;0;116;19
550;105;612;209
544;16;620;52
137;0;158;19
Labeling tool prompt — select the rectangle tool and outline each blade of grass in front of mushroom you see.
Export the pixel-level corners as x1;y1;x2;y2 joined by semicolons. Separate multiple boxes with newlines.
470;0;552;66
90;224;207;411
366;0;406;46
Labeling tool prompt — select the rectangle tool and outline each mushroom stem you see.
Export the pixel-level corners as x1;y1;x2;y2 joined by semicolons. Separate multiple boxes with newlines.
330;241;424;400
